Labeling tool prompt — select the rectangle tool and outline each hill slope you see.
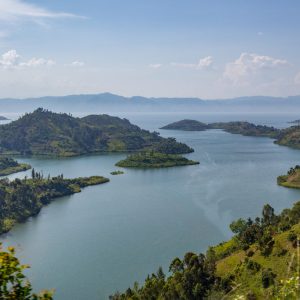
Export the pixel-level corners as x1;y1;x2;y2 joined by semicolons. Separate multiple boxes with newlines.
0;108;193;156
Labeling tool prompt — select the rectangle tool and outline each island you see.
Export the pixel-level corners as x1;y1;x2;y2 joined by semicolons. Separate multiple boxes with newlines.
111;200;300;299
277;165;300;188
110;170;124;175
115;151;199;168
0;157;31;176
160;119;280;138
0;116;9;121
0;171;109;235
160;119;209;131
0;108;193;156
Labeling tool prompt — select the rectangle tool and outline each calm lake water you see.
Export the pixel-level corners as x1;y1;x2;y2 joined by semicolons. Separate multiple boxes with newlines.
1;112;300;299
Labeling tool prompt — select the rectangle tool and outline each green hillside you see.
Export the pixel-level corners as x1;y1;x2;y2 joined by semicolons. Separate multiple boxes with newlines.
0;108;193;156
111;201;300;300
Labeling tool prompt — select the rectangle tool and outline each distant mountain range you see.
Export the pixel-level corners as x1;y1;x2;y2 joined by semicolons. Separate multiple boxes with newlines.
1;93;300;114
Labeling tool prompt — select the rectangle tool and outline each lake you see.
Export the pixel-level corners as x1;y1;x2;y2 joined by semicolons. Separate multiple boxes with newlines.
1;112;300;299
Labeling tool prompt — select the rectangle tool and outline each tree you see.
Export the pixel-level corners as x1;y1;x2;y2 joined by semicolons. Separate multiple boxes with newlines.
262;204;276;226
0;244;54;299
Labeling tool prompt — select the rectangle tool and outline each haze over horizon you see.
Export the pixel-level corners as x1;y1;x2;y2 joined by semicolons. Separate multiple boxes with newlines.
0;0;300;99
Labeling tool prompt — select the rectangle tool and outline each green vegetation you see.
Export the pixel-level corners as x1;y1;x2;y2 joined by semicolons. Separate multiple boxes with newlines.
275;126;300;149
209;121;280;138
161;119;280;138
160;119;209;131
111;170;124;175
0;157;31;176
0;108;193;157
0;169;109;235
115;151;199;168
277;165;300;188
0;244;54;299
111;201;300;299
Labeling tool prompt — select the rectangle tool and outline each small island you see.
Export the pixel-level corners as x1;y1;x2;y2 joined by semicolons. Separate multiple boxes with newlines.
0;170;109;235
110;170;124;175
0;116;9;121
277;165;300;188
115;151;199;168
160;119;209;131
0;157;31;176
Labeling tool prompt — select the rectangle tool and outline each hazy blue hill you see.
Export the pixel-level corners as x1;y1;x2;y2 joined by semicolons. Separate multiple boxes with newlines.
0;108;193;156
1;93;300;114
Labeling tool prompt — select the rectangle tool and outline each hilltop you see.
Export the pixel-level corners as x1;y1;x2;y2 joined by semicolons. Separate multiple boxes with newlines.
0;108;193;156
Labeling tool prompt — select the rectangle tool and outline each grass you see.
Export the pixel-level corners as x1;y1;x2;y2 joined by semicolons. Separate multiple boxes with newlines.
0;163;31;176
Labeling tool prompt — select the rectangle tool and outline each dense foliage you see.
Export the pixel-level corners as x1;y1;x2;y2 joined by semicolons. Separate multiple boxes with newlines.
111;201;300;299
0;108;193;156
276;125;300;149
0;244;53;299
0;157;31;176
0;170;109;234
115;151;199;168
277;165;300;188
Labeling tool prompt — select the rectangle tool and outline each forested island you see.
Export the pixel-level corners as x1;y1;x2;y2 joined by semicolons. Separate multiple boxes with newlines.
0;170;109;235
0;108;193;156
111;201;300;299
0;157;31;176
115;151;199;168
161;119;300;149
277;165;300;188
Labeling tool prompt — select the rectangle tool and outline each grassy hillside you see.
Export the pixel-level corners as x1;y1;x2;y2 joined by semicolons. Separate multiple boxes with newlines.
0;157;31;176
277;165;300;188
116;151;199;168
276;126;300;149
111;200;300;300
0;108;193;156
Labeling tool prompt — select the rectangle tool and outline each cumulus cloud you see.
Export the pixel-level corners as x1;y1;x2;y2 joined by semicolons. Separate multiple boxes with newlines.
223;53;289;85
171;56;214;70
0;0;82;21
149;63;162;69
70;61;85;67
0;49;55;69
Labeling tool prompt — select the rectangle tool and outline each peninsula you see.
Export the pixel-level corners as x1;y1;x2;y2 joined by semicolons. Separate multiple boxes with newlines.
0;157;31;176
277;165;300;188
0;171;109;235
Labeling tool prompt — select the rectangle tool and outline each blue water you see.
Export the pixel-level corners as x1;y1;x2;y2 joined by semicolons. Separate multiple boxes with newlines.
1;112;300;299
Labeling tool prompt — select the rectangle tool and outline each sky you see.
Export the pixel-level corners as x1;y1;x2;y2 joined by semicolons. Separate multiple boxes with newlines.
0;0;300;99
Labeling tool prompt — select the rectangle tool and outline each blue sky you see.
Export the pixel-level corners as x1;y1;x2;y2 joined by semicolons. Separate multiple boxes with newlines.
0;0;300;98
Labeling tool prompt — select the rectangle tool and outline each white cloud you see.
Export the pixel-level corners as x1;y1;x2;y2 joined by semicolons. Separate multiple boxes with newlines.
198;56;213;69
171;56;214;70
20;57;56;67
0;49;55;69
0;0;82;21
223;53;289;85
149;63;162;69
0;49;20;67
295;72;300;85
70;61;85;67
